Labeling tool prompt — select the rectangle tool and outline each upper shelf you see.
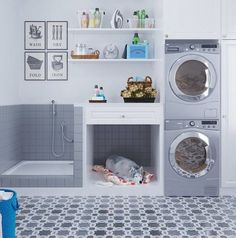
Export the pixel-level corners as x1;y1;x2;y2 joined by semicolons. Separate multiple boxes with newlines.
68;28;161;34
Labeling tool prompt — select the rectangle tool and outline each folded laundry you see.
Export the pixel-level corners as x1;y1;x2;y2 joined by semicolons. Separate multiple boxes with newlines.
92;165;155;185
0;192;13;201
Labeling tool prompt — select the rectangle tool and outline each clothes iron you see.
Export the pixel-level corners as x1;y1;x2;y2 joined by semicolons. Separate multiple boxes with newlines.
110;9;124;29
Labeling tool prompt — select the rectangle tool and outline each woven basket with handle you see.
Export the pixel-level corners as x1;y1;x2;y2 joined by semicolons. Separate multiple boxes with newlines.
127;76;152;88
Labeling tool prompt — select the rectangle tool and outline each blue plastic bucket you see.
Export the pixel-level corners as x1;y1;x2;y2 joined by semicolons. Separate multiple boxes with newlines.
0;189;19;238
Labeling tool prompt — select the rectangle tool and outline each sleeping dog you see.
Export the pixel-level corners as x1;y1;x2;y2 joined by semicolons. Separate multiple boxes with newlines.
105;155;144;184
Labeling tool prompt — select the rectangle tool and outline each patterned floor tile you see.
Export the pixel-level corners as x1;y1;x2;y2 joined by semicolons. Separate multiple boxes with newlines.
16;196;236;238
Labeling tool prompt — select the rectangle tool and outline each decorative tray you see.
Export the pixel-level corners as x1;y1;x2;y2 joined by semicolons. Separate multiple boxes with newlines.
71;51;100;59
89;100;107;103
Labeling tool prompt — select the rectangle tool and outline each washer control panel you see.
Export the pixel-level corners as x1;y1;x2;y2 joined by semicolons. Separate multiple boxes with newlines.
185;120;219;130
165;40;220;54
165;120;220;130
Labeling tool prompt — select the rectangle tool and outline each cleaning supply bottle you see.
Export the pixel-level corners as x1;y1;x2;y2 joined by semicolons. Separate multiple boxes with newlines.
81;12;89;28
144;15;149;28
88;10;95;28
99;87;105;100
132;33;140;44
94;85;99;96
94;8;102;28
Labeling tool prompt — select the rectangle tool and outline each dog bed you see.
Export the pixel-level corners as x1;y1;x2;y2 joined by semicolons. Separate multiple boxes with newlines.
92;165;155;185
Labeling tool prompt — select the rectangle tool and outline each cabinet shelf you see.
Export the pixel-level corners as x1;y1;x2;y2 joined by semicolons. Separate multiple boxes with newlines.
68;58;161;63
68;28;161;34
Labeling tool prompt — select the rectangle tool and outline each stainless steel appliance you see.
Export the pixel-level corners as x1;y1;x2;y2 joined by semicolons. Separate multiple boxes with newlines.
165;40;220;119
164;119;220;196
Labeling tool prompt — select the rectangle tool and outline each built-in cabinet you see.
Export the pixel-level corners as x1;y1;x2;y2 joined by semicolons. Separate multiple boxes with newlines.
81;104;164;195
163;0;221;39
221;41;236;189
222;0;236;39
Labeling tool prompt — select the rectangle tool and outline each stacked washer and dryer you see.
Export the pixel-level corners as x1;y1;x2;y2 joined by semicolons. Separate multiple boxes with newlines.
164;40;220;196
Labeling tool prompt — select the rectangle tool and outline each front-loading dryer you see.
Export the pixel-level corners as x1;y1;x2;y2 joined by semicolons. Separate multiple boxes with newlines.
165;40;220;119
164;119;220;196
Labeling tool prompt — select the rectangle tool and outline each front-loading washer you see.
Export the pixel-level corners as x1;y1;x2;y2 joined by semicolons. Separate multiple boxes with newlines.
165;40;220;119
164;119;220;196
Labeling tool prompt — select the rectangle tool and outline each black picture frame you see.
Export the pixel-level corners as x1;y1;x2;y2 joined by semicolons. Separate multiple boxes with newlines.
24;51;46;81
47;21;68;50
47;51;68;81
24;21;46;50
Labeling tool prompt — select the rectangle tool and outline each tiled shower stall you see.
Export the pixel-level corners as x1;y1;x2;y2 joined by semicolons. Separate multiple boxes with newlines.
0;105;83;187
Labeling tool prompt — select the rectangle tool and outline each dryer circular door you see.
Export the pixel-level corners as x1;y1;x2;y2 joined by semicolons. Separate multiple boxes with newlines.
169;132;215;178
169;55;217;102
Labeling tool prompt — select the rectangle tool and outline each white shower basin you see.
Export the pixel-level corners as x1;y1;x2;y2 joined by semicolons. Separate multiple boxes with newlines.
2;161;74;176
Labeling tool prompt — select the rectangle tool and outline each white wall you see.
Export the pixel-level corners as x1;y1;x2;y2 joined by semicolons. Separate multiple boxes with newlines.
20;0;162;104
0;0;21;105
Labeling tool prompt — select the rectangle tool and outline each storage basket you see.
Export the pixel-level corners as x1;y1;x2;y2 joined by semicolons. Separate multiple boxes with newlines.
127;76;152;88
0;189;19;238
121;76;157;103
71;50;100;59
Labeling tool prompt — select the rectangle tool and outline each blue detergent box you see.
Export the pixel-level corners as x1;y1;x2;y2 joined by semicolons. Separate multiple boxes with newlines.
127;44;149;59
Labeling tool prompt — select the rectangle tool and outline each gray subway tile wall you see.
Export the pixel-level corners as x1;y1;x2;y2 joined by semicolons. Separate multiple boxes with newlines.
74;107;83;187
0;105;22;174
93;125;151;166
0;105;83;187
21;104;74;161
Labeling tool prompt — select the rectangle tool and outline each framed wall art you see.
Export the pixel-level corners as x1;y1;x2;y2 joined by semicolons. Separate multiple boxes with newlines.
47;21;68;50
47;52;68;81
24;52;46;81
25;21;46;50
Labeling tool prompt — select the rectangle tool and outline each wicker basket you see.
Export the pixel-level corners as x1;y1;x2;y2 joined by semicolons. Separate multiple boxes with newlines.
71;50;100;59
127;76;152;88
121;76;157;103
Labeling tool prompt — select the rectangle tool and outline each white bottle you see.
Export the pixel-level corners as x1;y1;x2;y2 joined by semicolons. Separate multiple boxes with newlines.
82;44;87;55
94;85;99;96
76;43;83;55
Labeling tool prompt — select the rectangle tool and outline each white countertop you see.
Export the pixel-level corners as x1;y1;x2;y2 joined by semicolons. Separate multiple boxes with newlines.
74;103;163;108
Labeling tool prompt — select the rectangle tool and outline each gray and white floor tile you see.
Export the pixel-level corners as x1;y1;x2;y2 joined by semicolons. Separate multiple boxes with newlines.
16;196;236;238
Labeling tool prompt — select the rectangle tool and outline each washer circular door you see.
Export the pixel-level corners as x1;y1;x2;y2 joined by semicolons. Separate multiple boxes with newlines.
169;55;217;102
169;132;215;178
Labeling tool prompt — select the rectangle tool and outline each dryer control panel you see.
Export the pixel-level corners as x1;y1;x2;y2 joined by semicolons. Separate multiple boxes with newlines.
165;120;220;130
165;40;220;54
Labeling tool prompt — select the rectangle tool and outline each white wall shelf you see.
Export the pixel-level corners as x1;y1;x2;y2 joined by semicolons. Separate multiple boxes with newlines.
69;58;161;63
68;28;161;34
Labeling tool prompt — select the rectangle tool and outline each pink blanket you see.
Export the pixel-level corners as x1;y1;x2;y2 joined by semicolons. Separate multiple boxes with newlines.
92;165;155;185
